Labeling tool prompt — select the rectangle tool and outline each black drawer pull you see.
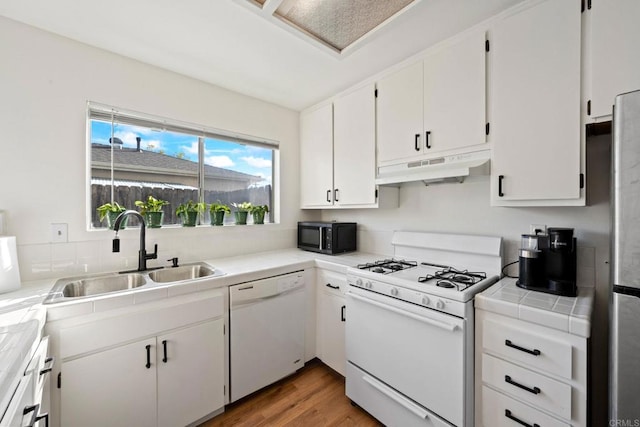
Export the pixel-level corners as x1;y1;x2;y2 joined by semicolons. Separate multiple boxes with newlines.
39;356;55;376
24;404;49;427
162;340;168;363
505;409;540;427
498;175;505;197
326;189;331;203
425;131;431;149
326;283;340;290
505;375;541;394
505;339;541;356
414;134;420;151
341;305;346;322
145;344;151;369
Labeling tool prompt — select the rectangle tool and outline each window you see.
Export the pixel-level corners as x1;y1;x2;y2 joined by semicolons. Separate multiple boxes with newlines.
88;103;277;229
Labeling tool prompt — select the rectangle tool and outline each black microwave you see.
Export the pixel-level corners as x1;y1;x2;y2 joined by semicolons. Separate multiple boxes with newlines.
297;222;357;255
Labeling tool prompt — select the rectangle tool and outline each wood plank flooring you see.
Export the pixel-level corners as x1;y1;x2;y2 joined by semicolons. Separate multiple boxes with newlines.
199;359;382;427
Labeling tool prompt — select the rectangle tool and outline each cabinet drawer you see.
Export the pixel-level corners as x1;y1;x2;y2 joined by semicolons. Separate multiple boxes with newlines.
482;354;571;420
24;336;52;404
483;319;572;379
317;270;347;297
482;386;569;427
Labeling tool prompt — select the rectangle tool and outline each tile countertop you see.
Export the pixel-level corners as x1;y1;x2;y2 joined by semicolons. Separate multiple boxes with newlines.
475;278;594;338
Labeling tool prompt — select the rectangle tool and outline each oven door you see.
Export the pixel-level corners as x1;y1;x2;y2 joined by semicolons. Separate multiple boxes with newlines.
346;286;466;427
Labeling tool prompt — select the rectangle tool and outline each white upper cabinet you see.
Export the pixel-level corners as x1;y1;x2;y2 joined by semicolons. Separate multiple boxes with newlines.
300;103;334;208
333;83;378;206
589;0;640;120
300;85;398;209
423;31;487;155
490;0;583;206
377;62;424;164
377;30;487;166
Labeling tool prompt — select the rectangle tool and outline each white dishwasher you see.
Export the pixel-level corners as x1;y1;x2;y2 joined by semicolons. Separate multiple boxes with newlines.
229;271;305;402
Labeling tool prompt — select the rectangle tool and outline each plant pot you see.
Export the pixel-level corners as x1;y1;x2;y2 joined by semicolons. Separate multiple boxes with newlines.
145;211;164;228
234;211;248;225
105;211;127;230
252;211;265;224
181;211;199;227
211;211;226;226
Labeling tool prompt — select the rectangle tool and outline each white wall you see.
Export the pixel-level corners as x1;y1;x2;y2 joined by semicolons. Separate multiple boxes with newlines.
0;16;316;280
322;133;611;426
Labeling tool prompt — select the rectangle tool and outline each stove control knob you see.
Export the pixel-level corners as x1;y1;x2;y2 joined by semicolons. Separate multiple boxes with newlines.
356;278;363;287
422;296;431;306
365;281;373;289
390;287;399;296
436;299;445;310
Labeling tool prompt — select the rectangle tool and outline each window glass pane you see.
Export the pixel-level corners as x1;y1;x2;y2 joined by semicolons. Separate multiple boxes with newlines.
202;138;273;225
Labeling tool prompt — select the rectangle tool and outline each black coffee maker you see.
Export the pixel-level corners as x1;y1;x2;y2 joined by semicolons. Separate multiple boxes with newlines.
517;227;577;297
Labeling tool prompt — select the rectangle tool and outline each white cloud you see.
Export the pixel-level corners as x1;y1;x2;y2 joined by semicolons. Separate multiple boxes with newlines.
241;156;272;168
181;142;199;155
206;156;235;167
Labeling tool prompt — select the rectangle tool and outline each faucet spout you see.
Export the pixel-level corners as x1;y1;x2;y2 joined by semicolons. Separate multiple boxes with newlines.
113;210;158;271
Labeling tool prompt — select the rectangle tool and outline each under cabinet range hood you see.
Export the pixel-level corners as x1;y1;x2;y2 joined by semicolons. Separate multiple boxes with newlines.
375;150;490;185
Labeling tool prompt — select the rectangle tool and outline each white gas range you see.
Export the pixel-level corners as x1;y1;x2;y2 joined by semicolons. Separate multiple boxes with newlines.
345;231;502;427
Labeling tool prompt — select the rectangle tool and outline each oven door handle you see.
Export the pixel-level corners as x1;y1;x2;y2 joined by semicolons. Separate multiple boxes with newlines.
348;292;458;332
362;375;430;420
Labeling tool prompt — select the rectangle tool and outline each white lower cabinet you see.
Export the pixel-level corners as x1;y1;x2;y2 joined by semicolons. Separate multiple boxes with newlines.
315;269;346;376
476;310;588;427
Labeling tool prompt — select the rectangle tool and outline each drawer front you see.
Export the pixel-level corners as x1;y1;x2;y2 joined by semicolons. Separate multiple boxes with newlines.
317;269;347;297
482;386;569;427
482;354;572;419
483;319;572;379
24;336;52;404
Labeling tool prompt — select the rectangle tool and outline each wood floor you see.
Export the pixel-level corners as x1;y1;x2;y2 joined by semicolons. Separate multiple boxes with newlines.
199;359;382;427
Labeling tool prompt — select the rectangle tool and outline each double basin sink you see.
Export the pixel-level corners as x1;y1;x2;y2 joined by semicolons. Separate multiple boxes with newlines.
44;262;223;304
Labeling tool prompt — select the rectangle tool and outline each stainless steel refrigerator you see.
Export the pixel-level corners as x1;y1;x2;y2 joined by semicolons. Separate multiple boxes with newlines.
611;89;640;421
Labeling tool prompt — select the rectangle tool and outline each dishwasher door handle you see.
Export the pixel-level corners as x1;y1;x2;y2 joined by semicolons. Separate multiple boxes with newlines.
348;292;458;332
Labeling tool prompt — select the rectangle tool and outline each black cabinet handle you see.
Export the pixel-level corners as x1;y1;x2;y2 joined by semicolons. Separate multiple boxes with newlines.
145;344;151;369
326;190;331;203
341;305;346;322
425;131;431;149
162;340;168;363
334;189;339;202
498;175;505;197
414;134;420;151
36;412;49;427
39;356;55;376
505;375;541;395
505;339;541;356
326;283;340;290
505;409;540;427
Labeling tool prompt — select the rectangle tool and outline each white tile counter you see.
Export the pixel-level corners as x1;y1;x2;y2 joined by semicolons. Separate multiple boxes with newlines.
475;278;593;338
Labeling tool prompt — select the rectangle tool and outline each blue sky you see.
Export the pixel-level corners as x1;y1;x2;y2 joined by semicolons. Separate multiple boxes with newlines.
91;121;273;186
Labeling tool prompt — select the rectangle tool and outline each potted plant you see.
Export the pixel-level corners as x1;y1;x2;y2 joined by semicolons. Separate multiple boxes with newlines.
175;200;205;227
209;201;230;226
231;202;252;225
134;195;169;228
97;202;127;229
249;204;269;224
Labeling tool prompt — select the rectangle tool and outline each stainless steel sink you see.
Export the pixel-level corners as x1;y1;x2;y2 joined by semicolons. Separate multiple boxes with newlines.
148;263;216;283
43;262;222;304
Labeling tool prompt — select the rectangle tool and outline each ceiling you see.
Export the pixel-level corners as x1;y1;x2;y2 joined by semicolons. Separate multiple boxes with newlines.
0;0;524;111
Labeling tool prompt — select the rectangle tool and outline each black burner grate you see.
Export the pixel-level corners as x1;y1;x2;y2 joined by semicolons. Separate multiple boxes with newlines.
357;259;417;274
419;267;487;291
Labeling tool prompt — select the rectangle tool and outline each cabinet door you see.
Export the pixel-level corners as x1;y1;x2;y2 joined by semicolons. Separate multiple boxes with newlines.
377;62;424;164
490;0;582;204
300;103;334;208
317;292;346;376
590;0;640;119
157;319;224;427
61;338;157;427
334;84;377;206
423;31;487;155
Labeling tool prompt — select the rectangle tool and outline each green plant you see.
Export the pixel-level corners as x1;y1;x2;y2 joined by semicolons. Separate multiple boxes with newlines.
209;201;231;214
134;196;169;214
249;204;269;214
96;202;126;221
175;200;206;216
232;202;253;212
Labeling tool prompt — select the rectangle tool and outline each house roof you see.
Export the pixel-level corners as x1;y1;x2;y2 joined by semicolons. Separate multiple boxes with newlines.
91;144;261;183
